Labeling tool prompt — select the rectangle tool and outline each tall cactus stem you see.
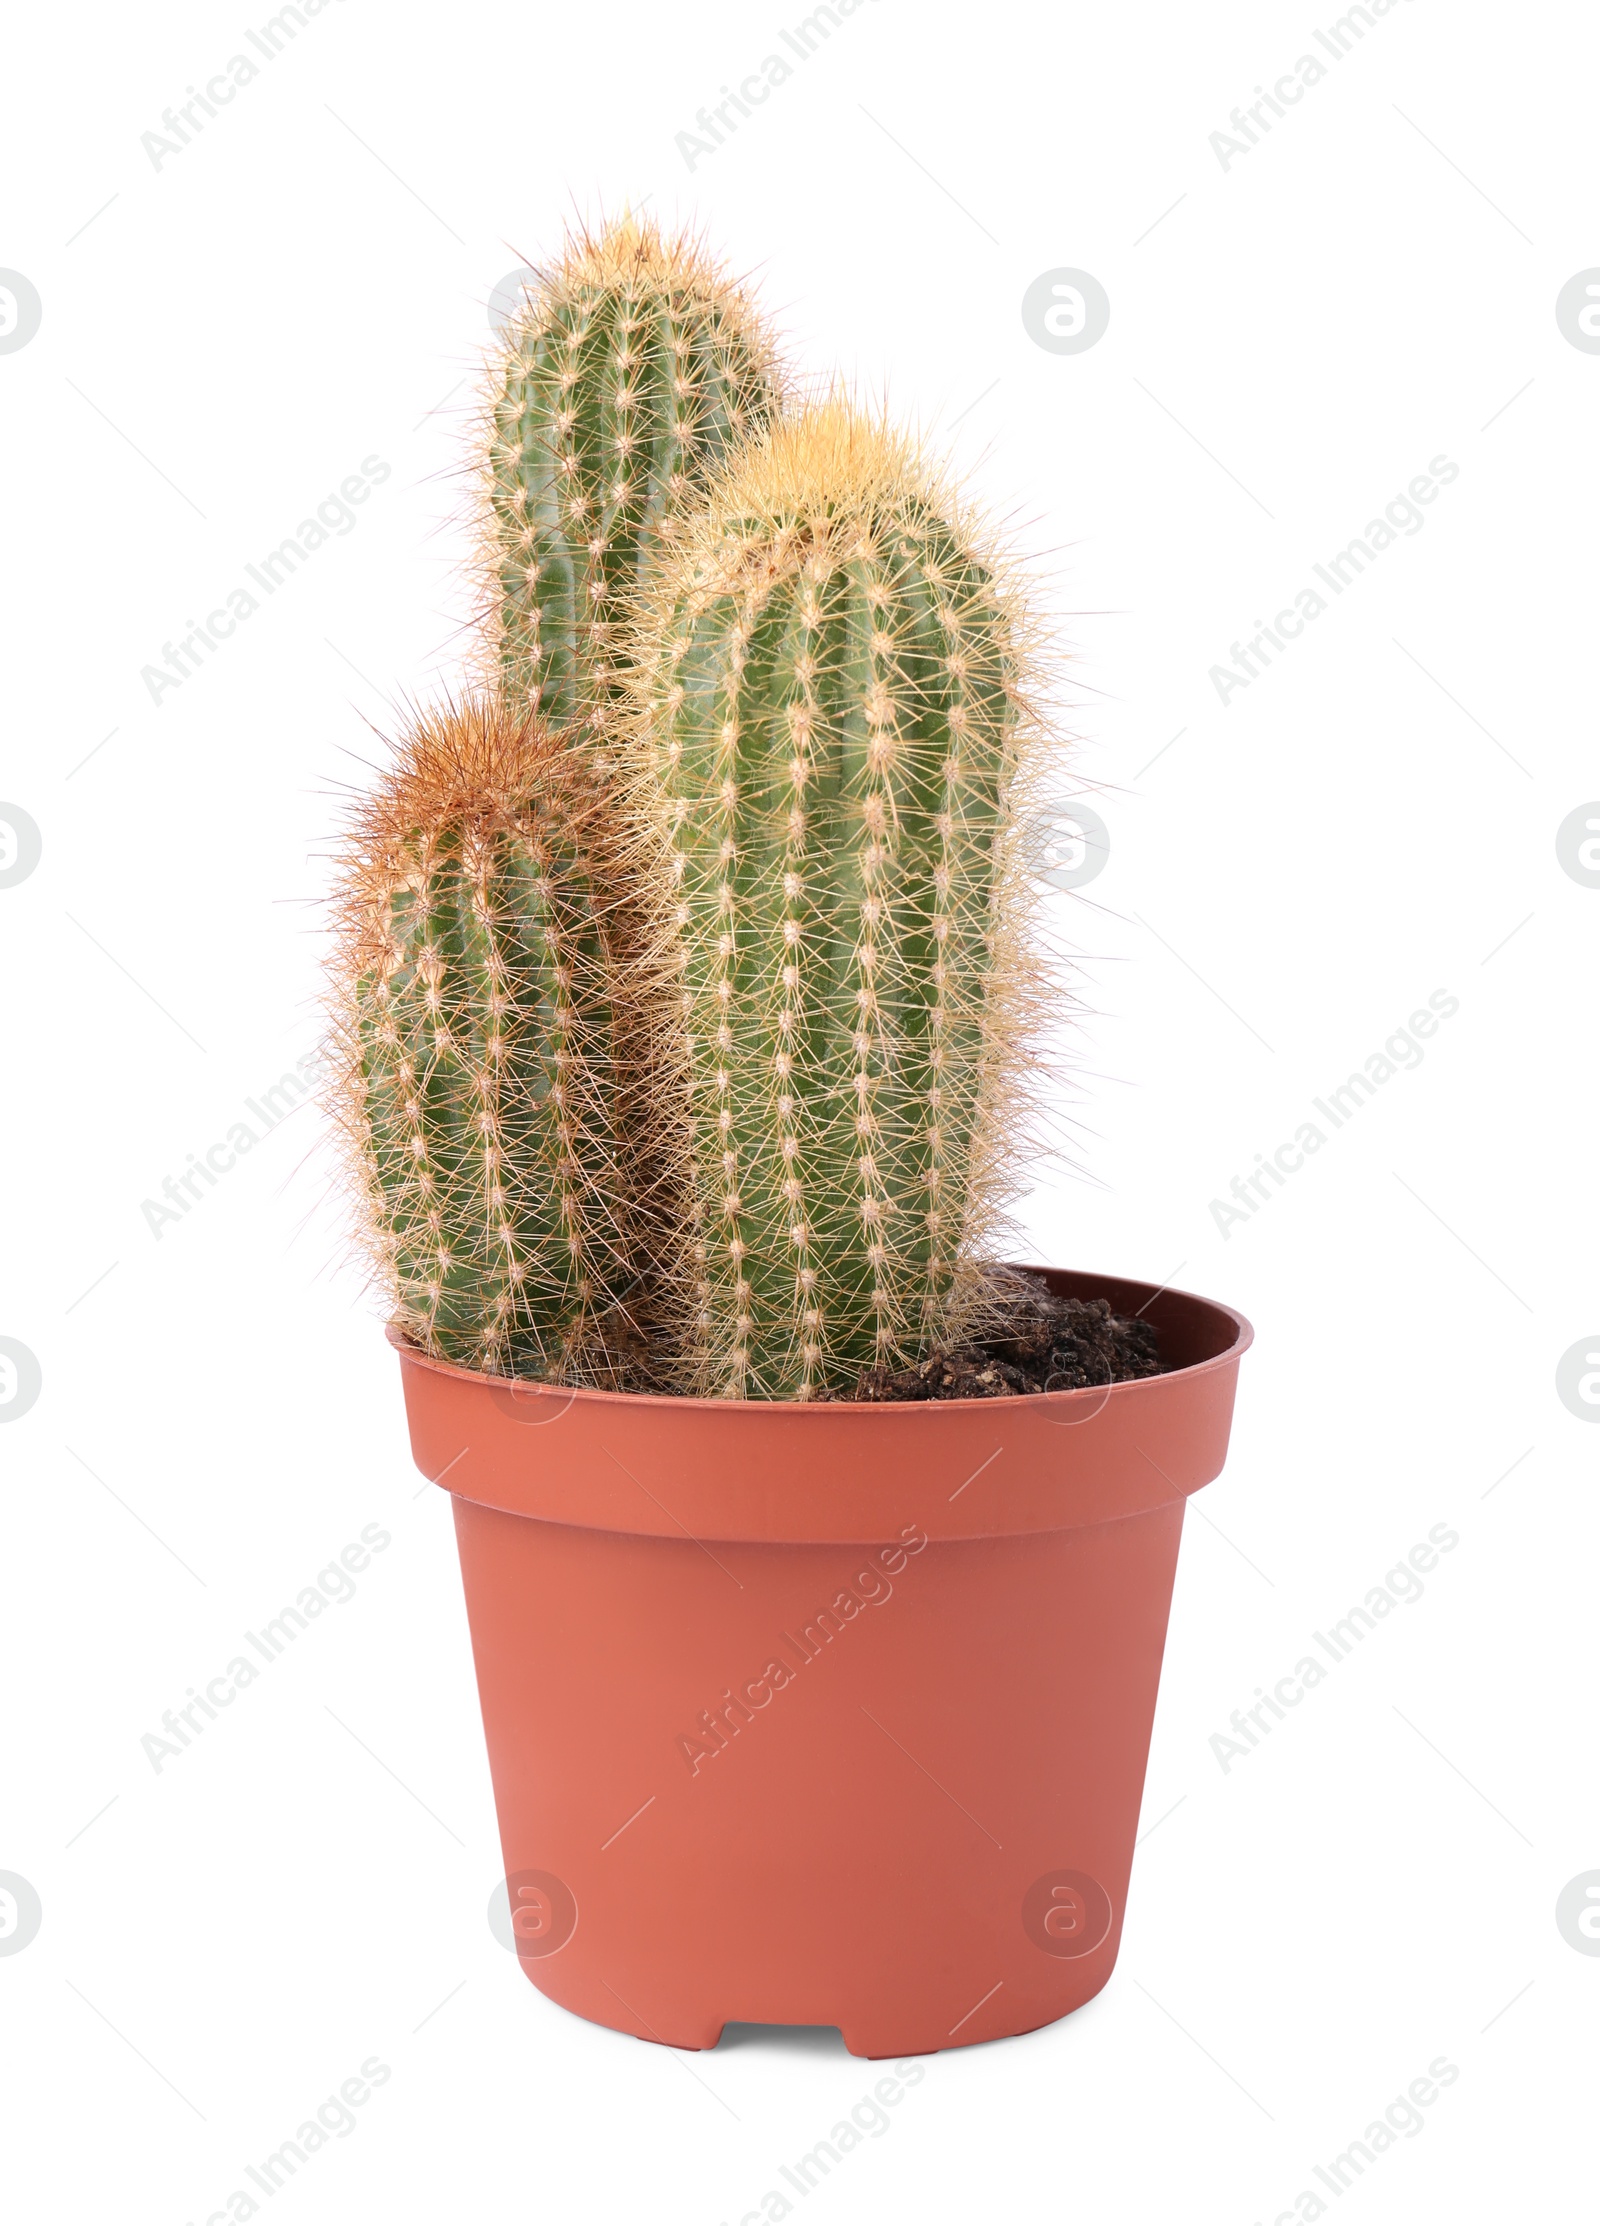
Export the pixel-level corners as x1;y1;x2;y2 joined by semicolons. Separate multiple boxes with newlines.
629;398;1063;1399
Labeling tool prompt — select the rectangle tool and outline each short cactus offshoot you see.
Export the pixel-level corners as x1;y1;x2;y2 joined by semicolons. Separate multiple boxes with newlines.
631;401;1056;1399
476;214;785;747
328;696;684;1384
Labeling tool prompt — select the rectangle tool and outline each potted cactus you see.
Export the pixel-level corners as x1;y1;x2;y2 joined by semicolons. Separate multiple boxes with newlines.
326;218;1251;2058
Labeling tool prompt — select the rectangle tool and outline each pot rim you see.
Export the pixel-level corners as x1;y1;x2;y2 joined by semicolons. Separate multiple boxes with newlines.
384;1263;1254;1416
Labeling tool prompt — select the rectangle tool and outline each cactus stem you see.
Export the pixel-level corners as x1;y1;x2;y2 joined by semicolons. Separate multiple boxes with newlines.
626;396;1073;1396
326;693;692;1384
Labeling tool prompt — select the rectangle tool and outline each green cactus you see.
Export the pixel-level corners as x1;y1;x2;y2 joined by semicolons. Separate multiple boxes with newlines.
328;696;684;1383
477;213;785;749
630;400;1047;1399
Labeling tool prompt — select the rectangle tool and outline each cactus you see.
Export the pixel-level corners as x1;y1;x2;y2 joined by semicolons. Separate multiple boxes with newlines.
630;400;1050;1399
476;213;785;749
327;695;685;1383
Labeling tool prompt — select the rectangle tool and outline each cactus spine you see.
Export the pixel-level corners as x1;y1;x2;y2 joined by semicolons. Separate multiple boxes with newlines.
633;401;1046;1399
478;214;784;747
329;697;682;1382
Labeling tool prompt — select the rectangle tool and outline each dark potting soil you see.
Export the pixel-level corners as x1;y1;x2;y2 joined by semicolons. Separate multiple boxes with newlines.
834;1270;1169;1403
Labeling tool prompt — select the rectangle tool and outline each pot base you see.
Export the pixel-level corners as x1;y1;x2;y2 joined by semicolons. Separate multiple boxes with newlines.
459;1492;1182;2058
523;1969;1116;2059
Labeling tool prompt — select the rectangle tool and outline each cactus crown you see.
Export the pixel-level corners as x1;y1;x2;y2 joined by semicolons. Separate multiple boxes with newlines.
472;212;786;746
628;398;1057;1398
326;695;687;1384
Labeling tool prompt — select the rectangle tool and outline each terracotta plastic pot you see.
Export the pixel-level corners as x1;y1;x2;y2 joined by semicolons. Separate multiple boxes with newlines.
395;1265;1251;2058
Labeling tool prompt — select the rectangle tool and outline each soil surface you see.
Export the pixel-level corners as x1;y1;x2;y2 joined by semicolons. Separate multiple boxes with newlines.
838;1271;1169;1402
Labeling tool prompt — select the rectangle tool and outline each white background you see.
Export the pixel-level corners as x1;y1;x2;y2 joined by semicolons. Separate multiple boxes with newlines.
2;1;1595;2219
